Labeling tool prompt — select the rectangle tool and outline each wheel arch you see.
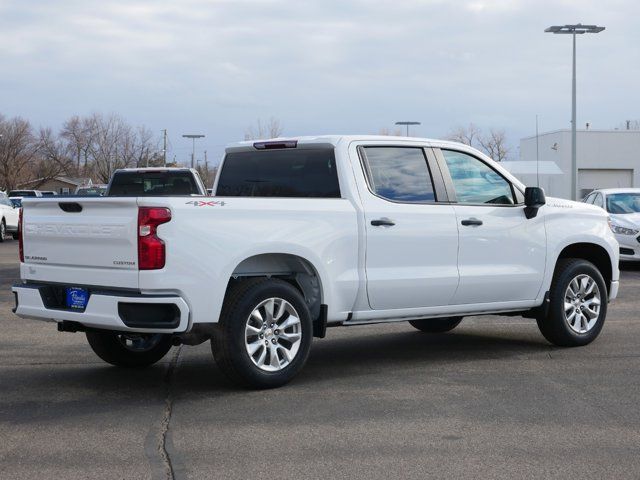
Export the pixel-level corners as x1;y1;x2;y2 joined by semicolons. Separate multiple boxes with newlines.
226;253;326;325
554;242;613;293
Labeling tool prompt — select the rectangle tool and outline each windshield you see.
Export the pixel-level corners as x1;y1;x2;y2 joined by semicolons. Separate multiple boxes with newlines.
8;190;36;197
606;193;640;214
107;171;201;196
76;187;105;196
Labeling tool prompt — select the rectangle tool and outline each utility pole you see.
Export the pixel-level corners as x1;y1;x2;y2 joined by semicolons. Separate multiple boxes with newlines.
162;129;167;166
535;115;540;188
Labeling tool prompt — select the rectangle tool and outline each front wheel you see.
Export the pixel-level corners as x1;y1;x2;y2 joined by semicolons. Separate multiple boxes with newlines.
86;331;173;367
0;220;5;242
409;317;463;333
212;278;313;389
536;259;607;347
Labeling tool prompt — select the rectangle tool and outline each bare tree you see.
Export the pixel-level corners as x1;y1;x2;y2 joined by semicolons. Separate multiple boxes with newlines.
478;129;510;162
0;115;39;191
618;120;640;130
0;111;164;189
196;164;217;191
446;123;510;162
244;117;283;140
87;113;136;182
131;126;161;168
446;123;482;147
61;115;96;175
33;127;74;186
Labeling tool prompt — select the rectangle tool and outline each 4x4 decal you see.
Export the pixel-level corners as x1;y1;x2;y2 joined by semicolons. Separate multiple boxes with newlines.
185;200;227;207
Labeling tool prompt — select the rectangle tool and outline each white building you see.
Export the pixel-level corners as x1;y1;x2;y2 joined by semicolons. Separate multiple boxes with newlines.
512;129;640;200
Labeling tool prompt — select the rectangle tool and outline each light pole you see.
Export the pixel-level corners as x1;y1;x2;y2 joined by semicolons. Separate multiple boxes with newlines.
545;23;605;200
182;134;205;168
161;129;167;166
395;121;421;137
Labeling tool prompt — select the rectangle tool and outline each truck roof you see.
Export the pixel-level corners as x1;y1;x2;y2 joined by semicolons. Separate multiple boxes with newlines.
595;188;640;195
113;167;197;173
225;135;469;152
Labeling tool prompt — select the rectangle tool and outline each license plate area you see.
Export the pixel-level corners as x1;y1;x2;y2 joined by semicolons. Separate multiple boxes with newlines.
37;284;91;312
66;287;89;310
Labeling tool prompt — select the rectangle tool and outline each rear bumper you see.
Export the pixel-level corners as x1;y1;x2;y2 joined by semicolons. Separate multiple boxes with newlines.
12;283;190;333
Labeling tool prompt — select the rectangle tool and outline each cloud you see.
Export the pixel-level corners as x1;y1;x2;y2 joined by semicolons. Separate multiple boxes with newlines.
0;0;638;164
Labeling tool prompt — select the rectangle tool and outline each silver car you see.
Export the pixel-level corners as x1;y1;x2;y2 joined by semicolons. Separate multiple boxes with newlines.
583;188;640;261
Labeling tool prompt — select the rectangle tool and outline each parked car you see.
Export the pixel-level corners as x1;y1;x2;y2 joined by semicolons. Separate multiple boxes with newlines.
7;189;42;198
13;136;619;388
0;191;19;241
106;168;206;196
583;188;640;261
75;185;107;196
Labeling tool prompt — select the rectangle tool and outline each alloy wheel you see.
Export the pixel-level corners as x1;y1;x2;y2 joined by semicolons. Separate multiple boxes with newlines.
244;297;302;372
563;274;601;334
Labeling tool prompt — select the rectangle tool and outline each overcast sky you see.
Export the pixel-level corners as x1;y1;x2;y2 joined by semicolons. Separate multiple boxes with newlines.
1;0;638;164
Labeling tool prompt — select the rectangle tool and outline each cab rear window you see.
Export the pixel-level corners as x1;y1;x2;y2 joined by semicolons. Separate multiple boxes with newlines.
216;149;340;198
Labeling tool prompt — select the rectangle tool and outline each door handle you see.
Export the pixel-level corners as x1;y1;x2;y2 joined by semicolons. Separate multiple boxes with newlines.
461;218;483;226
371;218;395;227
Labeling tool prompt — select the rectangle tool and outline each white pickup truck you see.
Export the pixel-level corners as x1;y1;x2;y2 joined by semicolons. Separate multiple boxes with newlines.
12;136;619;388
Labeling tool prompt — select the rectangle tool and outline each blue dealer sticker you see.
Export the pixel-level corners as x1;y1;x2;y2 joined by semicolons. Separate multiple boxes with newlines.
66;287;89;310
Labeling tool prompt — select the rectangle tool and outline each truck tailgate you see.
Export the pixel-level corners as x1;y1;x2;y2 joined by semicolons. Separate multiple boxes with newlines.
20;197;140;289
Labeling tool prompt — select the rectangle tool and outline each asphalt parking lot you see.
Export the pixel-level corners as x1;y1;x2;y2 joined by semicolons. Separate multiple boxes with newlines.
1;239;640;480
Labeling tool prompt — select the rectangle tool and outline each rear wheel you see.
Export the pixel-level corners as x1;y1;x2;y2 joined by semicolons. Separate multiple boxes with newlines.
212;278;313;389
536;259;607;347
0;220;5;242
11;232;18;240
409;317;463;333
86;331;172;367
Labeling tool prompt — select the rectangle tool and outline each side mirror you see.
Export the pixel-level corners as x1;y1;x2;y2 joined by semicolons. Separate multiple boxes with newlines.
524;186;545;219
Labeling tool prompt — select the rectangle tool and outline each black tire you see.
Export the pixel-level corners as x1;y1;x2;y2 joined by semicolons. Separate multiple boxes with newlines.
409;317;463;333
11;232;19;240
212;278;313;389
0;220;5;242
85;331;172;367
537;258;607;347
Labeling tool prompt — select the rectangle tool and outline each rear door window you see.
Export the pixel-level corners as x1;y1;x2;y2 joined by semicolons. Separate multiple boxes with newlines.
217;149;340;198
360;147;436;203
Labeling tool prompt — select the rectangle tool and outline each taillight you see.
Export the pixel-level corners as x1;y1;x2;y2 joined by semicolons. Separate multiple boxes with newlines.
18;208;24;262
138;207;171;270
